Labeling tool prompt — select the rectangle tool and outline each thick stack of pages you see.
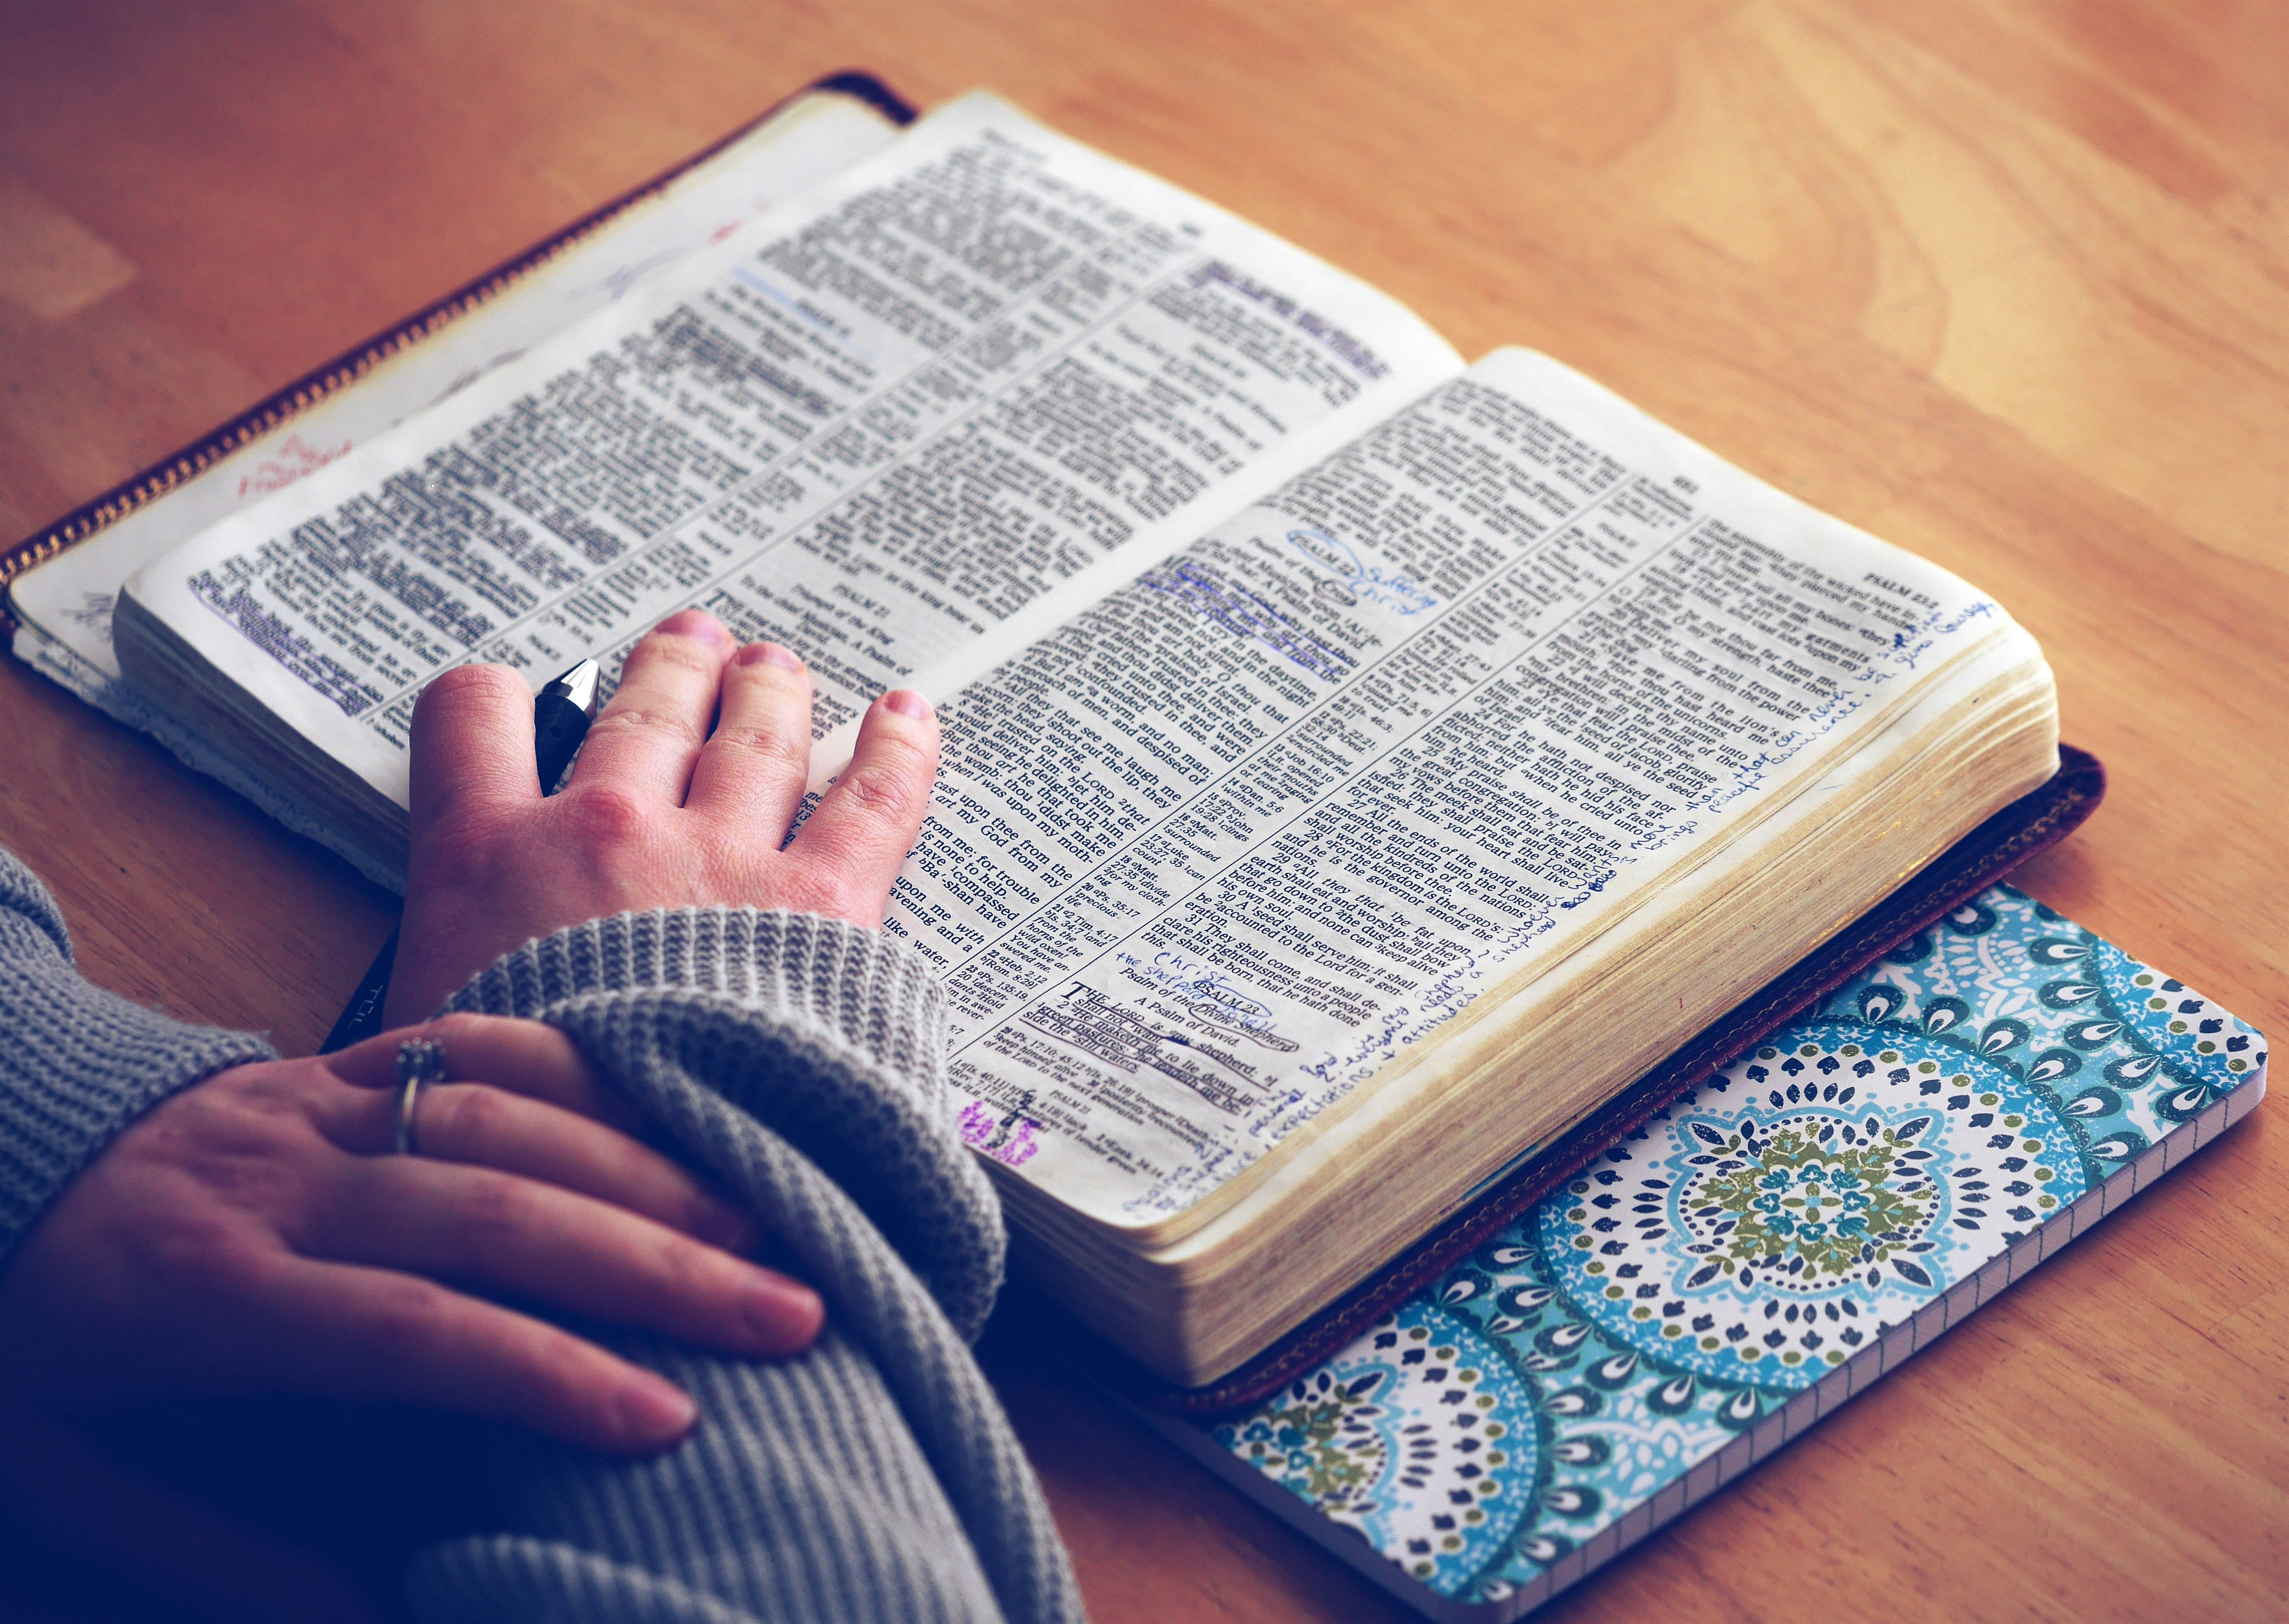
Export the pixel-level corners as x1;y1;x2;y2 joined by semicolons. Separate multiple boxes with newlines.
10;90;2058;1385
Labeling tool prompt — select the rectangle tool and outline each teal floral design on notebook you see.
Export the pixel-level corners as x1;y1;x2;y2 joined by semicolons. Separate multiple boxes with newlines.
1207;885;2266;1606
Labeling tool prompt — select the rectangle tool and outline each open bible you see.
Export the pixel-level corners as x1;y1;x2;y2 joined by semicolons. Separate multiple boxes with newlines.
9;88;2059;1385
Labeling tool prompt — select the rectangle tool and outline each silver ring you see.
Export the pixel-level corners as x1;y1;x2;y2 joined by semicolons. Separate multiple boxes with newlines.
395;1038;447;1155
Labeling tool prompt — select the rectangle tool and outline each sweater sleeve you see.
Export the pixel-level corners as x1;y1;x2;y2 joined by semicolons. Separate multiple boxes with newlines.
408;908;1085;1624
0;850;276;1268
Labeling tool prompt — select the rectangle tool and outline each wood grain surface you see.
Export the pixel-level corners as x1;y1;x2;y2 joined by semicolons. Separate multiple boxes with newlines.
2;2;2283;1619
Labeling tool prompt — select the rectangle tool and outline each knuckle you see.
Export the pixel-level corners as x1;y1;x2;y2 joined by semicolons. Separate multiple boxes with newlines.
838;763;920;824
286;1152;375;1250
554;784;655;860
652;1237;725;1307
867;721;939;775
421;1011;494;1051
194;1227;294;1304
464;1171;535;1235
709;721;809;773
356;1275;451;1364
219;1055;316;1112
425;1083;510;1148
627;635;722;683
454;1174;534;1246
309;1087;392;1158
587;705;706;752
154;1085;323;1195
415;662;526;722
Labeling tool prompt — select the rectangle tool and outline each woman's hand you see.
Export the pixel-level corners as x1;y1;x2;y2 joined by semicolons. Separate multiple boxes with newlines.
0;1014;818;1454
385;610;940;1024
0;614;937;1456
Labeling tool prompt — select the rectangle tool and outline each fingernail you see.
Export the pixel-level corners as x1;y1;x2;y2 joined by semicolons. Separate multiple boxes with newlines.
742;1275;825;1354
736;641;804;672
614;1374;698;1446
659;608;729;645
882;689;931;720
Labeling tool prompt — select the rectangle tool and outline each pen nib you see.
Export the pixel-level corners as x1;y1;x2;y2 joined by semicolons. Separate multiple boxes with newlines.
549;657;601;717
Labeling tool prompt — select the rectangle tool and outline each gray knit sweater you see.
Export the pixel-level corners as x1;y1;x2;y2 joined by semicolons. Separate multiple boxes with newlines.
0;849;1084;1624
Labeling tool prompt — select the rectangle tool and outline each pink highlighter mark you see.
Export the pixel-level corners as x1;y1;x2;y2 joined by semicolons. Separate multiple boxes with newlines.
238;432;352;497
959;1100;1041;1167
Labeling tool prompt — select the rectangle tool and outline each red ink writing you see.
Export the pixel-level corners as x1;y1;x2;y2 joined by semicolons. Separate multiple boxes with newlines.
237;432;351;498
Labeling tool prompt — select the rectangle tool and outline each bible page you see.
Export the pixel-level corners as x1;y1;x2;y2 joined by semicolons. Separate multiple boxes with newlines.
119;92;1461;802
901;349;2031;1230
16;86;901;691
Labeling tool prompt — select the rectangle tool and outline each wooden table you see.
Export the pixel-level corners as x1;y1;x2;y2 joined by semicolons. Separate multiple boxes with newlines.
3;2;2284;1619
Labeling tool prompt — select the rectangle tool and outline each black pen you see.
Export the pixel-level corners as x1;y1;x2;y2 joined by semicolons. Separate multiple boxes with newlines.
319;656;602;1053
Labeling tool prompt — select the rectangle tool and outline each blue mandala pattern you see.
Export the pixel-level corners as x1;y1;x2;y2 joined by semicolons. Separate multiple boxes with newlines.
1206;886;2267;1604
1539;1019;2086;1392
1222;1299;1539;1592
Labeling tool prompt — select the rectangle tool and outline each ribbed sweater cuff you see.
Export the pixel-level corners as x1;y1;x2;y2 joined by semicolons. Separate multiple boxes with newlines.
0;867;275;1266
442;908;948;1083
443;908;1003;1338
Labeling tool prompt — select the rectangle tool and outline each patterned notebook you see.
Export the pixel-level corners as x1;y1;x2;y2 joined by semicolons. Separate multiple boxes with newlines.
1137;885;2268;1620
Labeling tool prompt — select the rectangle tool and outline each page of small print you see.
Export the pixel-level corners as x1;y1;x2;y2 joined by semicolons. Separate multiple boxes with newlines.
130;93;1462;797
132;95;2010;1232
923;349;2005;1227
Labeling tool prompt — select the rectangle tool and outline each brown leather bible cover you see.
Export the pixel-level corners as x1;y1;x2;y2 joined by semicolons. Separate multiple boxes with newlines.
1028;745;2105;1414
